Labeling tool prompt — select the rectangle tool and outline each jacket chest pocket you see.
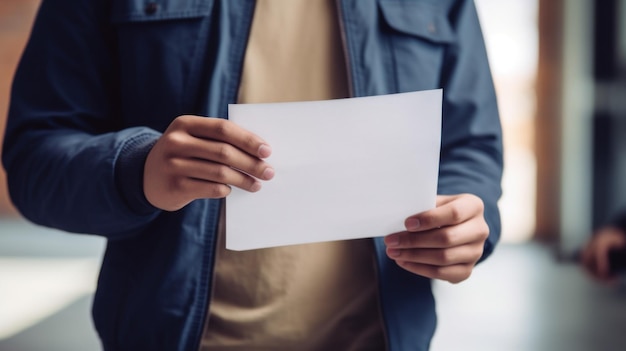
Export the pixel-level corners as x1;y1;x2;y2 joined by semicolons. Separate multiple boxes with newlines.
110;0;215;131
378;1;454;92
111;0;212;22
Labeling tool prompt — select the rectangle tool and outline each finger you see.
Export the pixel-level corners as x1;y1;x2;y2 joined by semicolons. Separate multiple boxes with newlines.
404;194;483;232
183;138;274;180
386;218;489;249
435;195;457;207
179;177;232;199
386;242;484;266
178;116;272;159
171;158;262;192
150;177;233;209
396;261;473;284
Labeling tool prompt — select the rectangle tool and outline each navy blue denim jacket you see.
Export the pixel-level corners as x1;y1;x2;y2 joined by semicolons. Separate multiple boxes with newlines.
3;0;503;350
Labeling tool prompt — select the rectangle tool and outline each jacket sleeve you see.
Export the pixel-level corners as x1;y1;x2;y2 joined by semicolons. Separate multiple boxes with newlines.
438;0;504;261
2;0;162;238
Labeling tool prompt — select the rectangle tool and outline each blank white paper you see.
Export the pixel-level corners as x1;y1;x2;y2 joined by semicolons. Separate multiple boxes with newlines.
226;89;442;251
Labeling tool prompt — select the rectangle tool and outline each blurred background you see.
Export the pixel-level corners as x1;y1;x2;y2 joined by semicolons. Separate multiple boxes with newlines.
1;0;626;350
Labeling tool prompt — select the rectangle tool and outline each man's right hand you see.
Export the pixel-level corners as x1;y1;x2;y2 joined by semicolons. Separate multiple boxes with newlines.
143;115;274;211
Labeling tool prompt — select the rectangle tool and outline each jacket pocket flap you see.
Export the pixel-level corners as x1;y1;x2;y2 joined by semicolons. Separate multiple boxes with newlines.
379;1;454;43
112;0;211;23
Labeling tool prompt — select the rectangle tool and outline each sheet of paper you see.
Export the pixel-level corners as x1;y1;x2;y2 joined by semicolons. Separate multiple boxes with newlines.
226;89;442;251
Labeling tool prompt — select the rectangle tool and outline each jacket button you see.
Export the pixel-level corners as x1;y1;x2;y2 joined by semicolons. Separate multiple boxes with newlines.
145;2;159;15
427;23;437;34
427;22;437;34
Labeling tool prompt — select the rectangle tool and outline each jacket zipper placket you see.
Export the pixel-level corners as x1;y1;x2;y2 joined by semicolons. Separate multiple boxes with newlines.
335;1;390;349
335;0;355;98
370;241;392;351
191;2;258;350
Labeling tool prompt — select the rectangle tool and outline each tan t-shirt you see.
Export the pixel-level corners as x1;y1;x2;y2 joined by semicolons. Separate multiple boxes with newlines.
200;1;386;350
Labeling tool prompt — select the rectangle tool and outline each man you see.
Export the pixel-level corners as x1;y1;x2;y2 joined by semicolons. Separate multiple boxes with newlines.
3;0;503;350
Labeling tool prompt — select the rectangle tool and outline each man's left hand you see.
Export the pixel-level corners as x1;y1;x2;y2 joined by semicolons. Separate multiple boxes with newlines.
384;194;489;284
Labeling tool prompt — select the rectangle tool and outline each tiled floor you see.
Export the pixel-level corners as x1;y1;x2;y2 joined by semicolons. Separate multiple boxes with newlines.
431;242;626;351
0;219;103;351
1;218;625;351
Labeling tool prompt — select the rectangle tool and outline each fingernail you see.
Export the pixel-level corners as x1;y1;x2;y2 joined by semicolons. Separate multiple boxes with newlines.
262;167;275;180
258;144;272;158
385;235;399;247
406;218;420;231
250;181;261;192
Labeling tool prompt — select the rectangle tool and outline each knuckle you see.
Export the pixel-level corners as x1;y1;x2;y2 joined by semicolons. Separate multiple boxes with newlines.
439;229;457;247
431;265;447;279
449;204;463;223
172;115;193;129
476;197;485;211
162;132;186;151
418;214;434;228
456;268;473;283
243;134;258;149
479;223;490;240
168;176;186;193
171;132;188;148
210;184;231;198
474;246;485;261
246;177;259;191
465;193;485;213
169;117;183;130
439;265;471;284
438;249;454;264
212;165;230;181
449;276;465;284
164;156;180;170
215;144;233;161
213;119;231;138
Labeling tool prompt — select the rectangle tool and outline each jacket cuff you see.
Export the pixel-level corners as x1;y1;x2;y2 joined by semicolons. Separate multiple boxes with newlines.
114;131;161;216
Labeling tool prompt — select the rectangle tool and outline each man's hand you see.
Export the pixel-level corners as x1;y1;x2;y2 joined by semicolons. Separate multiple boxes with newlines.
581;226;626;283
143;115;275;211
384;194;489;284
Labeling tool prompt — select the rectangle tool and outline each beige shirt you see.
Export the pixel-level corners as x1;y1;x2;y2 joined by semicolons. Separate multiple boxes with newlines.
200;1;386;350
